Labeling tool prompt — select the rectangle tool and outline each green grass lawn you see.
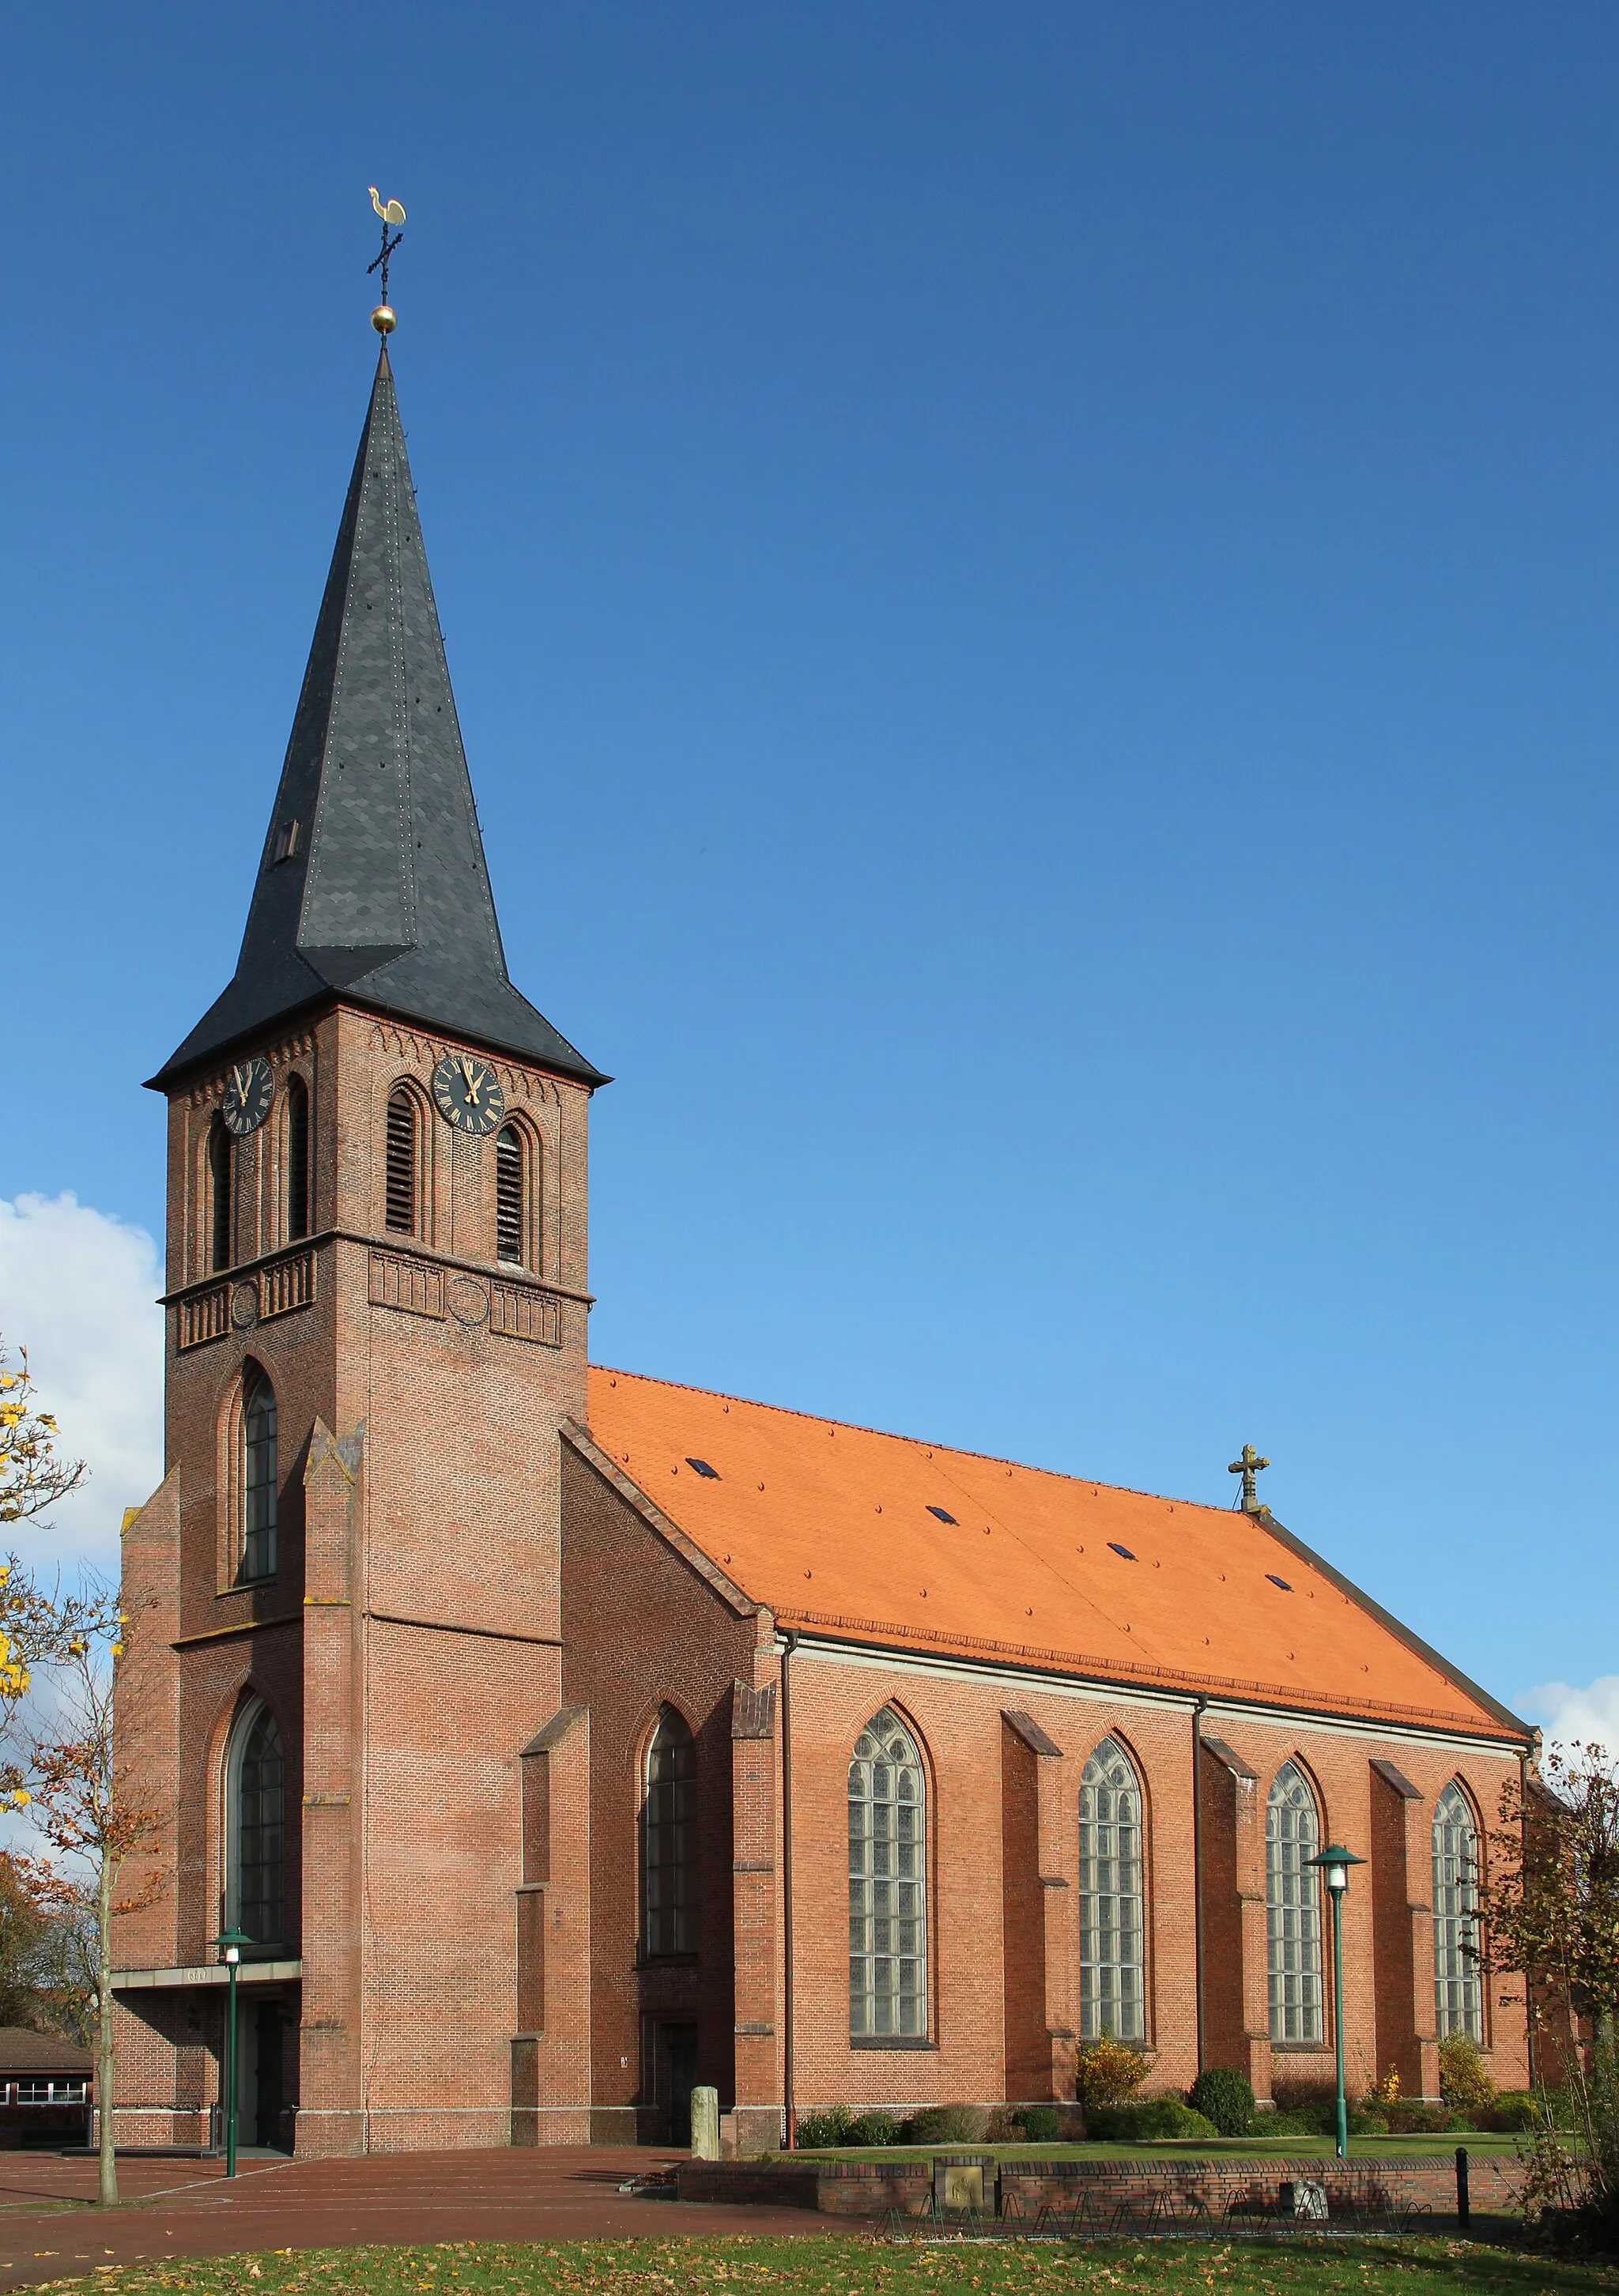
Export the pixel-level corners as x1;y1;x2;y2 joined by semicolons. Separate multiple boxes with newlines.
781;2138;1526;2163
33;2237;1619;2296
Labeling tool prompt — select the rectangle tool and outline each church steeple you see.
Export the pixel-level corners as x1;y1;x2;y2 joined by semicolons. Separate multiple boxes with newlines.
151;345;603;1090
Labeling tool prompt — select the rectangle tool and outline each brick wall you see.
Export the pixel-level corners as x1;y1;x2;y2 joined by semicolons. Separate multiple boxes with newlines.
769;1652;1526;2124
680;2148;1526;2221
111;998;1530;2161
115;1002;594;2155
558;1431;773;2140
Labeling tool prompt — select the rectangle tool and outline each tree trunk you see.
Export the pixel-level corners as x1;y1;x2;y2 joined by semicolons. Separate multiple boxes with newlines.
96;1853;115;2206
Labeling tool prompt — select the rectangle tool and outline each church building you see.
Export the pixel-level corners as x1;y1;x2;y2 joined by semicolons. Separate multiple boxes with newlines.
111;324;1534;2156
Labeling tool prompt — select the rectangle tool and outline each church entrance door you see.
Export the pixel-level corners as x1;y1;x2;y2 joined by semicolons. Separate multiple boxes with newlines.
252;2004;284;2148
660;2023;698;2146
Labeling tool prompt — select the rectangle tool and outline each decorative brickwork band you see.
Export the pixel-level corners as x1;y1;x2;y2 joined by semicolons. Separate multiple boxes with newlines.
368;1249;446;1319
259;1248;315;1321
489;1280;561;1347
177;1285;232;1351
175;1247;316;1351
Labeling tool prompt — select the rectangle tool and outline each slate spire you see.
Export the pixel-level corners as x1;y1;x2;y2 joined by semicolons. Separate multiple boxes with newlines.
152;345;603;1089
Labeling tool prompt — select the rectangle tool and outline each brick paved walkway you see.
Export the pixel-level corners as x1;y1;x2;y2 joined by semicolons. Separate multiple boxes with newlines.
0;2148;828;2287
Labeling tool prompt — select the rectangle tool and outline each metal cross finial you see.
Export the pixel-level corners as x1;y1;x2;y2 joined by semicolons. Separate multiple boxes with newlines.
1228;1442;1270;1514
367;186;407;321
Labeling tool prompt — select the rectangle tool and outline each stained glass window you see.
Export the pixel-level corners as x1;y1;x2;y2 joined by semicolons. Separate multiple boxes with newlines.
849;1708;926;2038
232;1706;284;1950
1080;1736;1145;2041
1433;1781;1482;2041
1266;1759;1323;2043
644;1707;696;1956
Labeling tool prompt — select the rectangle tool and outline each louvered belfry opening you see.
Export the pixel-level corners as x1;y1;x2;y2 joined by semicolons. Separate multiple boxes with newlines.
495;1125;524;1265
208;1116;233;1271
285;1075;310;1241
385;1089;418;1235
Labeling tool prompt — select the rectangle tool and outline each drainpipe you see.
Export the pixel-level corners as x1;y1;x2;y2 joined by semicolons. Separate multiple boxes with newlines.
1192;1697;1207;2076
780;1629;799;2150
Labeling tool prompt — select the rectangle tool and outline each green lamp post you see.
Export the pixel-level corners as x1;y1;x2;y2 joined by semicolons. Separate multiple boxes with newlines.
211;1928;253;2177
1302;1844;1365;2158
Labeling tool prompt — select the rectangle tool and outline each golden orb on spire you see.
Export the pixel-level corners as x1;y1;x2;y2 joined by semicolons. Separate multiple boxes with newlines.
371;303;396;335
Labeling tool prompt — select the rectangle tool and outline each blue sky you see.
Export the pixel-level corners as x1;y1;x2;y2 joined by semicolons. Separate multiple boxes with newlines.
2;3;1615;1725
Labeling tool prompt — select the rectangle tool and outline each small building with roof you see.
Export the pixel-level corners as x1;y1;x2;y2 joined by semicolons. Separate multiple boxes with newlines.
0;2030;92;2150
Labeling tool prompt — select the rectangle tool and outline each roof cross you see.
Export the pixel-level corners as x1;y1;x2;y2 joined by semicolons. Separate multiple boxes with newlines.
1228;1442;1270;1514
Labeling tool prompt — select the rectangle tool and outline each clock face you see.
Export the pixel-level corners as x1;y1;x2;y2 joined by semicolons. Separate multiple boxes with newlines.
431;1051;505;1136
221;1057;274;1137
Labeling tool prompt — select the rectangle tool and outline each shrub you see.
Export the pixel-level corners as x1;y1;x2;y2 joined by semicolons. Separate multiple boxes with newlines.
1188;2067;1254;2138
1074;2033;1149;2106
1384;2101;1454;2134
847;2110;902;2147
1088;2097;1217;2142
1013;2105;1062;2143
1266;2106;1330;2137
794;2106;854;2150
908;2103;991;2144
1367;2064;1403;2112
1439;2034;1497;2115
1348;2111;1390;2136
1487;2091;1548;2133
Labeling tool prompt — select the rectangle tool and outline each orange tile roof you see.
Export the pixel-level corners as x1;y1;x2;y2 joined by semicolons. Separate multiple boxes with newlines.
585;1367;1524;1741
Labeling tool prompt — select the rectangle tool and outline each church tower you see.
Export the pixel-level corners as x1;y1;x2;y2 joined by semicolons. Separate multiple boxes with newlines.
114;335;605;2153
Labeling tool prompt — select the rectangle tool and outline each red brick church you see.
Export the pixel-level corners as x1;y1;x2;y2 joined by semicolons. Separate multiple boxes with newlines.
111;328;1533;2155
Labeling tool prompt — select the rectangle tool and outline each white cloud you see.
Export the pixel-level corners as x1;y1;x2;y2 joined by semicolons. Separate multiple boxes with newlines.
0;1193;164;1573
1523;1676;1619;1763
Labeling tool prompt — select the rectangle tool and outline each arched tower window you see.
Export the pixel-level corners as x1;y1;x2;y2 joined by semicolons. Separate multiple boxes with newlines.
227;1702;285;1951
285;1075;310;1242
848;1707;926;2038
1266;1759;1323;2043
207;1115;233;1272
1433;1781;1483;2041
643;1706;695;1957
1079;1735;1145;2041
385;1088;419;1236
240;1365;277;1583
495;1125;525;1265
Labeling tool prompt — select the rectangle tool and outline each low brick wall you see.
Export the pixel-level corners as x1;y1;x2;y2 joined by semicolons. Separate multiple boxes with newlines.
678;2151;1524;2222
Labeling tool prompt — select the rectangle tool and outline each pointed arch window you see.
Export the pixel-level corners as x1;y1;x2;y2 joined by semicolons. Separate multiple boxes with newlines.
1266;1759;1323;2042
849;1707;926;2038
1080;1736;1145;2041
207;1115;233;1272
240;1365;277;1583
1433;1781;1483;2041
226;1702;285;1952
385;1088;419;1236
495;1125;525;1265
285;1075;310;1242
643;1707;695;1957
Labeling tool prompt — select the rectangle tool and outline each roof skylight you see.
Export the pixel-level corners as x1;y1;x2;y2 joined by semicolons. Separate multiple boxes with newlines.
926;1505;957;1524
685;1457;720;1480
